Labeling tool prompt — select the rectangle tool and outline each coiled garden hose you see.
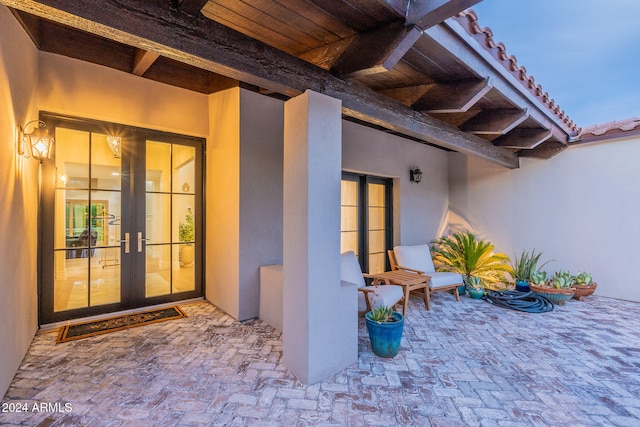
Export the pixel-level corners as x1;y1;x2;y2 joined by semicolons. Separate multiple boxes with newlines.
484;290;554;313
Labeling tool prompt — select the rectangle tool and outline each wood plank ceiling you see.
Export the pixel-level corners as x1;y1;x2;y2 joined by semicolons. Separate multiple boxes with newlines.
4;0;581;168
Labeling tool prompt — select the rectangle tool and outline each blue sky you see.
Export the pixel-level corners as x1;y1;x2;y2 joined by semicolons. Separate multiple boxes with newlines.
471;0;640;127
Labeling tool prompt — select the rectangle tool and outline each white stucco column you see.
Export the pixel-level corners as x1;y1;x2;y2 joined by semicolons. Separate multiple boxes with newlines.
283;90;357;384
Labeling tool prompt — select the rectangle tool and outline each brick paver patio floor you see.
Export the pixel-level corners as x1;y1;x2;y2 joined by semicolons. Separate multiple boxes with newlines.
2;293;640;426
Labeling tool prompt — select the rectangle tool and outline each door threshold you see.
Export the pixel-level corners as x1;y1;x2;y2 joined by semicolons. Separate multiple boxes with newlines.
38;297;205;333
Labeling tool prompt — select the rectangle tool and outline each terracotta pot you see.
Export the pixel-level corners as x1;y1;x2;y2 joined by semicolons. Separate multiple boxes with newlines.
572;282;597;301
529;283;575;305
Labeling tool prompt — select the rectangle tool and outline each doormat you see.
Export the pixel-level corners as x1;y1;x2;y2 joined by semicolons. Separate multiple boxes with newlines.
56;306;186;343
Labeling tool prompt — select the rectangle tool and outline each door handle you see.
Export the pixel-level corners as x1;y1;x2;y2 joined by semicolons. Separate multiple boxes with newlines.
119;232;130;254
137;232;149;252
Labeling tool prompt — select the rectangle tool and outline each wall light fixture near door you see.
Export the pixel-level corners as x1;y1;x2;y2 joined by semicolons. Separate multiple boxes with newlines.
410;166;423;184
19;120;54;162
106;136;122;158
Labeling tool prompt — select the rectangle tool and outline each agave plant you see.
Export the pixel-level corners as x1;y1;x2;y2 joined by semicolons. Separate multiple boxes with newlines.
368;305;395;323
430;231;512;285
530;270;548;286
466;275;484;290
550;270;575;289
511;249;551;282
574;272;593;285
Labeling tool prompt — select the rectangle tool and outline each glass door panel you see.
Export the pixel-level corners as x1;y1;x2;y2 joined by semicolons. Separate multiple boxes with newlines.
367;182;387;274
340;172;392;274
41;114;203;324
340;179;359;255
145;140;196;298
52;129;122;312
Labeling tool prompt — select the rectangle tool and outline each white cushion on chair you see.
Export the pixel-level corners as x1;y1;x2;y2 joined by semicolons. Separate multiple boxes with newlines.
365;285;404;312
430;272;463;289
341;251;403;312
393;244;436;273
393;245;463;290
340;251;366;288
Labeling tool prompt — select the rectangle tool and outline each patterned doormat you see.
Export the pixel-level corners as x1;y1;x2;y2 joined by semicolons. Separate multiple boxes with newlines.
56;306;186;343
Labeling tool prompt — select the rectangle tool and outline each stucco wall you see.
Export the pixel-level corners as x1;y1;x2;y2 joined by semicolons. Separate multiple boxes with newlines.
342;120;450;245
206;88;241;317
207;88;284;321
38;52;209;136
239;90;284;320
0;6;40;398
448;139;640;302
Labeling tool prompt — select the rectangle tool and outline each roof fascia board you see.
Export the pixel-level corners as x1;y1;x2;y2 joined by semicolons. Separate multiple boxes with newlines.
431;18;572;142
2;0;519;168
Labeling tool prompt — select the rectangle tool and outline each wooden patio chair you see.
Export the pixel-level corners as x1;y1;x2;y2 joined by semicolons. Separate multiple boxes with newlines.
388;245;462;309
340;251;404;316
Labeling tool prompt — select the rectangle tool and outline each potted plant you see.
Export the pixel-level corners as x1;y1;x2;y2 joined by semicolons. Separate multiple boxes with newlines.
572;272;597;300
511;249;551;292
529;270;575;304
364;305;404;358
430;231;513;293
178;208;195;266
466;276;485;299
529;270;548;287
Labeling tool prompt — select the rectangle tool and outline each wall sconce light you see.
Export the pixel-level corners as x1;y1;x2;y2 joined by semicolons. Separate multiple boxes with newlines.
19;120;54;162
106;136;121;158
410;166;423;184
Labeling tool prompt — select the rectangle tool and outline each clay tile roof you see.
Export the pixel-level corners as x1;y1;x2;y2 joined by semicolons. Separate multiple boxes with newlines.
578;117;640;142
454;9;581;135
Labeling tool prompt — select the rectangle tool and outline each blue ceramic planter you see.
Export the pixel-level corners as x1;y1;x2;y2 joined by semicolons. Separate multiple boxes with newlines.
468;288;485;299
365;311;404;358
515;279;530;292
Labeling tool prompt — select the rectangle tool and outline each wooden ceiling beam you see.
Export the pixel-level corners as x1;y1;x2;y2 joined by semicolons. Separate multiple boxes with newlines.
413;77;492;113
322;0;483;78
462;109;528;136
2;0;519;168
518;139;566;159
378;84;433;107
375;0;483;29
132;48;160;76
407;0;483;29
177;0;208;17
300;21;423;78
374;0;410;18
493;128;552;149
332;21;422;78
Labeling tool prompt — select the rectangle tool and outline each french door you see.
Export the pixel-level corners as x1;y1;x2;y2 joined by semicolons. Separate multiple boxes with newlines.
340;172;393;274
40;114;204;324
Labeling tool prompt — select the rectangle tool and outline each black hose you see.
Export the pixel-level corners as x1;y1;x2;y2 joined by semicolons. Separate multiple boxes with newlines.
484;290;554;313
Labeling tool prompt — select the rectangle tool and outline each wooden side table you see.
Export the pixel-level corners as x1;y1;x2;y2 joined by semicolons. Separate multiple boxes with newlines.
369;270;431;315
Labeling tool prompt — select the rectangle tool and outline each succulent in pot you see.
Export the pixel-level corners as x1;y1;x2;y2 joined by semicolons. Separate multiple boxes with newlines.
529;270;575;304
510;249;551;292
365;306;404;357
572;272;597;301
529;270;548;287
574;272;593;285
466;275;485;299
550;270;574;289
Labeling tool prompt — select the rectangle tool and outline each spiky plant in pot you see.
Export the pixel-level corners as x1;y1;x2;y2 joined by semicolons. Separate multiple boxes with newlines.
511;249;552;291
430;231;512;288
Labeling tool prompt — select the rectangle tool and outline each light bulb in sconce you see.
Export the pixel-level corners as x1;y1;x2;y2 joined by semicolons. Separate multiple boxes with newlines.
106;136;121;158
19;120;54;162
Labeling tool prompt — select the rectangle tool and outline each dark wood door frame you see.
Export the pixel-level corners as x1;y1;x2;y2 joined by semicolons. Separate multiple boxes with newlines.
38;112;205;325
